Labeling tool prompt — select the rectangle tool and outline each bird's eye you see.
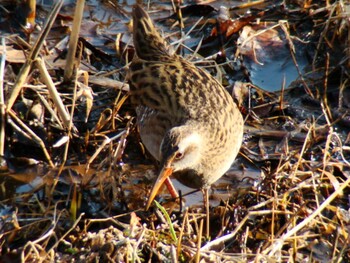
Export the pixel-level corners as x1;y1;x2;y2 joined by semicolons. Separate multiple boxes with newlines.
175;152;183;159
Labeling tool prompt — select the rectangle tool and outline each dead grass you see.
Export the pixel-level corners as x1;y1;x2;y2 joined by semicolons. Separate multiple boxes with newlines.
0;0;349;262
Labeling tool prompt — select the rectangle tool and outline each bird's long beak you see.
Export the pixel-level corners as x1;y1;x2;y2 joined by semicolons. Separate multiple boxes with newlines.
145;166;174;210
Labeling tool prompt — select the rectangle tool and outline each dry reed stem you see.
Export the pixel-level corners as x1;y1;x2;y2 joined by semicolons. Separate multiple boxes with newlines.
279;21;313;98
89;76;130;92
195;219;203;263
36;58;72;129
6;0;63;110
112;119;132;164
173;16;204;56
35;92;64;129
0;38;5;156
64;0;85;81
85;130;127;172
177;207;189;256
7;109;54;167
312;2;337;67
57;67;79;174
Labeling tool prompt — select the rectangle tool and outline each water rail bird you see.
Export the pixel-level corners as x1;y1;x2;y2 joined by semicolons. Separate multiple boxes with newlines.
129;5;244;234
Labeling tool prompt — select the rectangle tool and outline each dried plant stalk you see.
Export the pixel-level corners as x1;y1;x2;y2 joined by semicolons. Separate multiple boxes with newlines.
6;0;64;110
64;0;85;81
0;38;5;156
36;58;72;130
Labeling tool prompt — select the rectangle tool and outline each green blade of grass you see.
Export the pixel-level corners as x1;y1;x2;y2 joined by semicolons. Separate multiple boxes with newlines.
154;200;178;243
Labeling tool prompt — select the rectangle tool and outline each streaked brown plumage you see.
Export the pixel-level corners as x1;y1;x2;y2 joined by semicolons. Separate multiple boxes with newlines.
129;5;244;218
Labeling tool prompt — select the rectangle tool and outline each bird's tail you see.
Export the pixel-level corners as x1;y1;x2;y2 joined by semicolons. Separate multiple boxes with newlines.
132;5;169;60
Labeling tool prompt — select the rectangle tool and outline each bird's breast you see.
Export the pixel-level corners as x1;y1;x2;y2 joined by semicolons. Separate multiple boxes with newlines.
173;169;207;189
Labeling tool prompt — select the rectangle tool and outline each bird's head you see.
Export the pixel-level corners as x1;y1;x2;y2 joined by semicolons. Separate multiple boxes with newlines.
160;126;203;172
145;125;203;210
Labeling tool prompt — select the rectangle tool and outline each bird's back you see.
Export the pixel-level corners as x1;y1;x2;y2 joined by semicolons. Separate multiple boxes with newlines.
129;5;236;120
